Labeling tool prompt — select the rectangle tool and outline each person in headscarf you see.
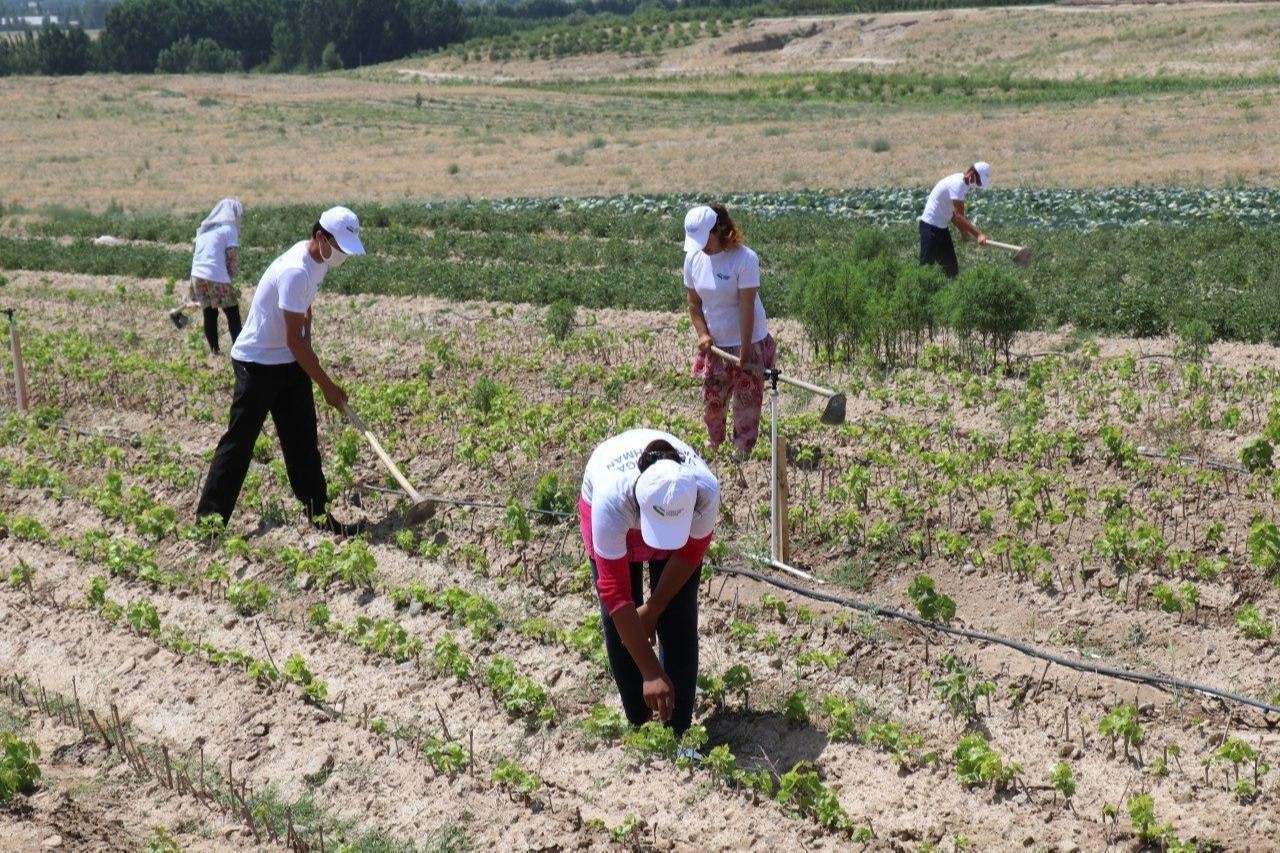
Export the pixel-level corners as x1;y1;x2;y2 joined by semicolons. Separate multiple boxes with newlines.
169;198;244;355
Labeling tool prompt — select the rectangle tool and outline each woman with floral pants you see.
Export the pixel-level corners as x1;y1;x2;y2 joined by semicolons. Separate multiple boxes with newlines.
683;204;776;459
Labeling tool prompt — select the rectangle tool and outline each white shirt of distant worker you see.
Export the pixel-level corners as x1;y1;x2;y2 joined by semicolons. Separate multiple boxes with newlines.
918;161;991;279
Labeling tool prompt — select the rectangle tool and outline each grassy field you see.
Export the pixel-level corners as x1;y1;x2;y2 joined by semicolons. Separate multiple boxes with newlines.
2;3;1280;211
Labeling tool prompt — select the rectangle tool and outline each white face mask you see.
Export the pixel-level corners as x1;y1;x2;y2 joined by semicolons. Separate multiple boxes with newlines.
318;236;347;269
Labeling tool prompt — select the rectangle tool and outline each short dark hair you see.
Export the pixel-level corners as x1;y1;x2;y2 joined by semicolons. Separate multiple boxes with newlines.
638;439;684;473
311;221;334;242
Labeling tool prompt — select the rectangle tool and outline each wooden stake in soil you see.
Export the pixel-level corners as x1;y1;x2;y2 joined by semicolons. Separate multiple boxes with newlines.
87;709;113;750
5;309;29;413
71;677;84;730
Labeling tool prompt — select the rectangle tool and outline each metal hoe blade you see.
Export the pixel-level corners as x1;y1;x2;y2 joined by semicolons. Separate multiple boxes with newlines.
404;499;437;525
821;393;846;426
1012;246;1033;267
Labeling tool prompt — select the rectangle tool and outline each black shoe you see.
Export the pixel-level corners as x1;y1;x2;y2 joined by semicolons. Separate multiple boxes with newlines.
169;309;189;329
314;513;365;537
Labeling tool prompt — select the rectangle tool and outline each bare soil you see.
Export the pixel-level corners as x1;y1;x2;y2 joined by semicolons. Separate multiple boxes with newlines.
0;269;1278;849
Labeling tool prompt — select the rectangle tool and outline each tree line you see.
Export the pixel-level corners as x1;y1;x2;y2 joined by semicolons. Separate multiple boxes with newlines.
1;0;467;75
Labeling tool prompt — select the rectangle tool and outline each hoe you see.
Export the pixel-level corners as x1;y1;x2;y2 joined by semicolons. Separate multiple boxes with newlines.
343;404;437;524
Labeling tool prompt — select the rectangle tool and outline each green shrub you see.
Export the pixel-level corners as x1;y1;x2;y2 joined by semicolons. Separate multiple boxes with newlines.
938;265;1035;366
544;299;577;342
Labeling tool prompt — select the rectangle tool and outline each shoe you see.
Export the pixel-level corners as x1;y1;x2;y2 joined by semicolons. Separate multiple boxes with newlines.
169;309;189;329
313;513;365;538
676;746;703;765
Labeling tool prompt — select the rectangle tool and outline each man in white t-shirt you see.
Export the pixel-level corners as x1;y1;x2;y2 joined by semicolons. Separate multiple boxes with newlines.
918;162;991;279
196;207;366;536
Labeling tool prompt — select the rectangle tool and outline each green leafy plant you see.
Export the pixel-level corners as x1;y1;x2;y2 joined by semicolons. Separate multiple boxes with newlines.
1098;703;1144;759
532;473;574;520
422;737;468;775
932;655;994;721
492;758;543;799
1126;793;1173;845
582;705;628;742
908;574;956;624
623;721;678;761
954;733;1020;790
1049;761;1076;804
432;634;474;681
85;575;108;608
783;690;810;725
282;654;328;704
0;733;42;802
1249;517;1280;576
1242;438;1275;473
227;579;271;616
1235;604;1273;641
126;599;161;636
306;603;330;629
8;559;33;589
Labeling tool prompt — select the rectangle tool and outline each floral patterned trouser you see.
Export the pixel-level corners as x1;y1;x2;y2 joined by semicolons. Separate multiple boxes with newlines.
691;334;777;455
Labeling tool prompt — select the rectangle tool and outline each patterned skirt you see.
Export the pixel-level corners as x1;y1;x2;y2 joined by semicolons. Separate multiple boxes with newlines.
188;277;239;310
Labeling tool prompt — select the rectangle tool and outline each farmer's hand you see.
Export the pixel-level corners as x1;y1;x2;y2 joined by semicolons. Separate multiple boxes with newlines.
697;333;713;354
977;233;989;246
321;381;349;410
642;670;676;722
739;342;755;369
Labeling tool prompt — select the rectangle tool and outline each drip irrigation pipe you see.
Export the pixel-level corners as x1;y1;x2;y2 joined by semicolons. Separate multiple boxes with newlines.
711;563;1280;718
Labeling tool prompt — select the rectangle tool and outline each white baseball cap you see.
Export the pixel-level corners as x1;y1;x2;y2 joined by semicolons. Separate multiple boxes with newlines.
636;459;697;551
683;205;717;253
319;206;366;255
973;162;992;189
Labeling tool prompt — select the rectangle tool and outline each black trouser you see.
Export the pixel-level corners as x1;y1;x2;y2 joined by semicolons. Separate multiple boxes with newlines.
919;220;959;279
592;557;700;735
202;306;242;354
196;360;327;525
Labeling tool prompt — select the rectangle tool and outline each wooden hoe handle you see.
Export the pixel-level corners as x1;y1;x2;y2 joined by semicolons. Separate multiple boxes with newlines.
343;404;425;503
709;346;838;399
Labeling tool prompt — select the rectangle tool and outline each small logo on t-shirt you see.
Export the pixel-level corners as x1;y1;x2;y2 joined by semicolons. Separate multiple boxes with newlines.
715;273;731;280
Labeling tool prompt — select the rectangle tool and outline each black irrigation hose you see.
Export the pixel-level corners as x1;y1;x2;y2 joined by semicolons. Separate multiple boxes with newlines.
711;563;1280;718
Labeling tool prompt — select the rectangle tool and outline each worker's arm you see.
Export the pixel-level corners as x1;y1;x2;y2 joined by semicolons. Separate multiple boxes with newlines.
687;288;713;353
952;201;988;244
284;310;347;409
225;247;239;279
611;603;675;721
737;287;758;368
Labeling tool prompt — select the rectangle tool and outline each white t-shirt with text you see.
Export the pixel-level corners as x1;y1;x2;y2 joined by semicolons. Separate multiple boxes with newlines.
230;241;327;365
919;173;970;229
190;224;238;284
581;428;720;561
683;245;768;348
